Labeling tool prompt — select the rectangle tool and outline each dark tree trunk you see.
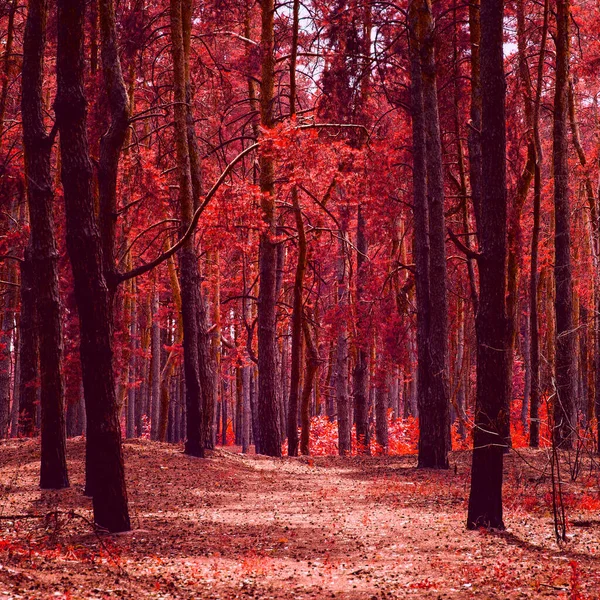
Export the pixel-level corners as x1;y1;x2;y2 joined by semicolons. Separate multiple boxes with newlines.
256;0;281;457
197;289;217;451
286;0;303;457
420;0;450;466
0;0;17;138
529;161;542;447
375;380;389;454
97;0;129;283
0;261;16;439
467;0;508;530
150;290;160;440
170;0;205;458
126;281;137;439
221;391;227;446
409;15;432;465
18;249;38;437
467;0;482;236
22;0;69;489
300;317;319;455
235;365;242;445
409;0;450;469
335;235;351;456
56;0;129;532
241;365;251;453
552;0;576;449
354;206;371;454
287;186;306;457
528;0;548;448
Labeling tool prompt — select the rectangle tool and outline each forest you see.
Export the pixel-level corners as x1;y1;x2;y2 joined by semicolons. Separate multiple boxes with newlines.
2;0;600;596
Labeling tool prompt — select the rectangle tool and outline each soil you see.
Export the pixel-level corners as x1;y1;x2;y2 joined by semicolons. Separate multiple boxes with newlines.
1;438;600;599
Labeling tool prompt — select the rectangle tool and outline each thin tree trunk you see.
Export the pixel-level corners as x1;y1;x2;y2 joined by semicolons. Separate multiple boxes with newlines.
354;206;371;454
529;0;549;448
553;0;576;448
0;0;17;139
18;250;38;437
300;316;319;455
170;0;204;457
467;0;482;237
409;0;450;469
335;235;351;456
150;288;160;439
127;279;137;439
256;0;281;456
241;365;251;453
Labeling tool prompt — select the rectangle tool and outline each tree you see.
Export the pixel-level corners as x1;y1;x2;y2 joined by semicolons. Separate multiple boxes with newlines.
467;0;509;530
552;0;577;449
256;0;282;457
56;0;130;532
409;0;451;469
169;0;205;457
21;0;69;489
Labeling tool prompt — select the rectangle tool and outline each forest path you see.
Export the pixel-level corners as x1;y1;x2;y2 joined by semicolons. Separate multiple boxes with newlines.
1;438;600;598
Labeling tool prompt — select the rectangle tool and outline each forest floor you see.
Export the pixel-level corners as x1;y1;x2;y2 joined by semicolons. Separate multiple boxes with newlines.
2;439;600;599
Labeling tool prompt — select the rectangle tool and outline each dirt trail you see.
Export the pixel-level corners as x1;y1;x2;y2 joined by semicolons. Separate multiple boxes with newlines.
1;439;600;598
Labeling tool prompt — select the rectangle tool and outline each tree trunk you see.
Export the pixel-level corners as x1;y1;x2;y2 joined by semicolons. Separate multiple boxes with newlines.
529;160;542;447
22;0;69;488
528;0;549;448
56;0;130;532
0;0;17;140
169;0;205;457
354;206;371;454
241;365;251;453
375;377;389;454
17;250;38;437
97;0;129;284
552;0;576;448
467;0;508;530
300;316;319;455
467;0;482;236
286;0;303;457
256;0;281;457
150;289;160;440
409;0;450;469
335;234;351;456
127;279;137;439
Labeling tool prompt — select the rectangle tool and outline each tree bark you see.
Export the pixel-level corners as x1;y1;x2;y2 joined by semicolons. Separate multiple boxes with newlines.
169;0;205;457
552;0;576;448
354;206;371;454
17;250;38;437
56;0;129;532
335;234;351;455
529;0;549;448
22;0;69;488
300;315;319;455
409;0;450;469
256;0;281;456
467;0;508;530
467;0;482;237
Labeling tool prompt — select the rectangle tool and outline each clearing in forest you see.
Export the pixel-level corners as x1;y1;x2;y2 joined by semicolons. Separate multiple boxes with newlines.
1;439;600;599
